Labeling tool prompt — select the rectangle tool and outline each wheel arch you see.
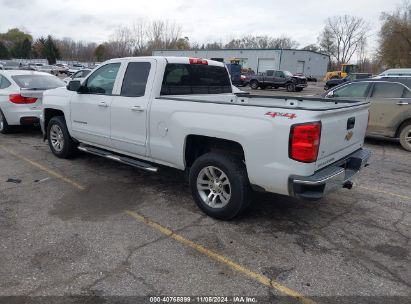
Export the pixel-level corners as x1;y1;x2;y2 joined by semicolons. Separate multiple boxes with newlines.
395;117;411;137
184;135;246;169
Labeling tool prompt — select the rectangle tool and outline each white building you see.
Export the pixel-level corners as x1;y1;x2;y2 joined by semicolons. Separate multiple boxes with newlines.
153;49;329;78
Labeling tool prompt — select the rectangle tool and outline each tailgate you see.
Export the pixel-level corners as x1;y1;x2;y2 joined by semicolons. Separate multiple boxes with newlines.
315;104;369;170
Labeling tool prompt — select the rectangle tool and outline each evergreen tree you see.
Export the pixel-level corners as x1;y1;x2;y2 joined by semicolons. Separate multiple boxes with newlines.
43;35;60;64
0;41;10;59
94;44;106;61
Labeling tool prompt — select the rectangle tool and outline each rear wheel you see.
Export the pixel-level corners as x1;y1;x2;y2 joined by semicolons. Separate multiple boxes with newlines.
250;80;259;90
399;123;411;152
0;109;12;134
189;152;251;220
286;83;296;92
47;116;77;158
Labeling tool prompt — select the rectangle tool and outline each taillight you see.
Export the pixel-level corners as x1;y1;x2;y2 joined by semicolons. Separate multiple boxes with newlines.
189;58;208;65
289;122;321;163
9;94;38;104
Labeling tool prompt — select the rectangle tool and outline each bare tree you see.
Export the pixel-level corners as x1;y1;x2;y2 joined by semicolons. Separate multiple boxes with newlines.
319;15;370;64
131;18;148;55
379;1;411;67
224;35;298;49
108;26;134;58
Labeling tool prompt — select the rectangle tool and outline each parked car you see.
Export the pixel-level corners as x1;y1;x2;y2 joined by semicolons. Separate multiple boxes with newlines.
322;78;411;151
246;70;308;92
1;61;20;70
67;65;85;76
41;56;370;219
54;63;69;75
294;73;317;82
36;65;60;75
28;63;45;71
0;71;65;134
375;68;411;78
324;73;373;90
63;68;92;84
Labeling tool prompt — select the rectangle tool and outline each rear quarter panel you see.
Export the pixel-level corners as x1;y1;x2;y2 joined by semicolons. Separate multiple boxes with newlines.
149;98;317;195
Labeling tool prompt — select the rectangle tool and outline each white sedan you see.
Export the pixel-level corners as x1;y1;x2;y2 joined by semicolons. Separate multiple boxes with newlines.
63;68;92;84
0;70;65;134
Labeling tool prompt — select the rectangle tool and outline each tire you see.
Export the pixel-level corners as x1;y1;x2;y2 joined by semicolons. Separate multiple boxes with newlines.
286;83;296;92
47;116;77;158
0;109;12;134
295;88;303;92
189;152;251;220
250;80;259;90
399;123;411;152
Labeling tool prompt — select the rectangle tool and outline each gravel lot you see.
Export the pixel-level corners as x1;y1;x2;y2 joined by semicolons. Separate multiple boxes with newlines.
0;88;410;303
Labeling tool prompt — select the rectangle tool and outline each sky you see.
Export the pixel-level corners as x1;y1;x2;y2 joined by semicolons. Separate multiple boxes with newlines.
0;0;404;55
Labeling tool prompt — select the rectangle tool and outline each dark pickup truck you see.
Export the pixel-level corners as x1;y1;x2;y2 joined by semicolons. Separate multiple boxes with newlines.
246;70;308;92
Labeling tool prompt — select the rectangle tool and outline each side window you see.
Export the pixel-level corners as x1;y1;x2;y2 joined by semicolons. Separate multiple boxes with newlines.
120;62;151;97
274;71;284;78
371;82;405;98
86;63;120;95
72;71;81;78
266;70;274;77
333;82;370;98
0;75;11;89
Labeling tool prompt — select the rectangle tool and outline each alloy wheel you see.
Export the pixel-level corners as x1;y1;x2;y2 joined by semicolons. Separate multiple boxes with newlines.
50;124;64;152
196;166;231;209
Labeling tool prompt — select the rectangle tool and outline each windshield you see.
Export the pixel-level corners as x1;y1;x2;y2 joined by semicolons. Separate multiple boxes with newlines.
284;71;293;77
11;75;65;89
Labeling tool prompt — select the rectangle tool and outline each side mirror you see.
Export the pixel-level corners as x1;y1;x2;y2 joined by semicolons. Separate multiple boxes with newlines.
326;91;334;98
67;80;81;92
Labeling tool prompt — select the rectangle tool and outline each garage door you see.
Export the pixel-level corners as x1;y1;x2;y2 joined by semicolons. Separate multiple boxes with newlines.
257;58;276;73
297;61;305;74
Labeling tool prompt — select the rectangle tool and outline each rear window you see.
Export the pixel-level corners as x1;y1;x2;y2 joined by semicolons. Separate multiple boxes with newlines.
161;64;232;95
11;75;65;89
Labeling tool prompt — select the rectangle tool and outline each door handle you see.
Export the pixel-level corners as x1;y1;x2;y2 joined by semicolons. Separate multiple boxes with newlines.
397;102;410;105
98;102;109;108
131;106;145;112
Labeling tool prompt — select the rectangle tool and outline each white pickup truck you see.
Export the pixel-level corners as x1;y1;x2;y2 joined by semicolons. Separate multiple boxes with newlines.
41;56;371;219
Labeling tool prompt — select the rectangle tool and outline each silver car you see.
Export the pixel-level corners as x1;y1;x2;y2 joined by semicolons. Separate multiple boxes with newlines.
0;70;65;134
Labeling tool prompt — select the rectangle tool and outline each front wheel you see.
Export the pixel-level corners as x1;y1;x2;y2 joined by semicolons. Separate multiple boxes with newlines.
399;123;411;152
189;152;251;220
250;80;259;90
47;116;77;158
286;83;296;92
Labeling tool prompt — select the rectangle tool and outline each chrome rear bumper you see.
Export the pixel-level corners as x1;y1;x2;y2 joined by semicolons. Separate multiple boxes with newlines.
289;149;371;200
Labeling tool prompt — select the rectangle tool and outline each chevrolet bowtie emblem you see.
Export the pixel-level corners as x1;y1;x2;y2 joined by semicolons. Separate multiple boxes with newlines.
345;131;354;141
